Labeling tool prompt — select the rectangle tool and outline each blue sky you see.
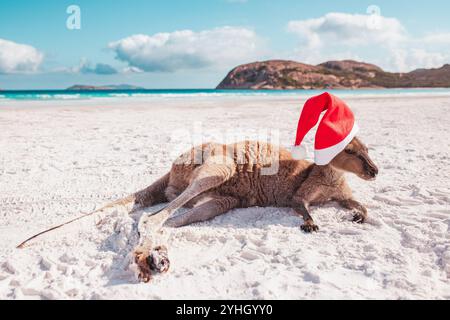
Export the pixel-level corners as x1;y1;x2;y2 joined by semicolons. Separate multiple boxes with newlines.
1;0;450;89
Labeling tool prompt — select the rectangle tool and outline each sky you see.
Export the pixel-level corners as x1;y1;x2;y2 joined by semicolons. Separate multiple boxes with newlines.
1;0;450;89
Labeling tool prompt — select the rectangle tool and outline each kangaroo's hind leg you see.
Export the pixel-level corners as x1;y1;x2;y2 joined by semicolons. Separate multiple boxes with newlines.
133;161;235;282
134;172;170;208
164;194;239;228
141;161;236;228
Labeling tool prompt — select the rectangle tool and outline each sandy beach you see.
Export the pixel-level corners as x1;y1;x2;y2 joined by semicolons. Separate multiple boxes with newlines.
0;94;449;299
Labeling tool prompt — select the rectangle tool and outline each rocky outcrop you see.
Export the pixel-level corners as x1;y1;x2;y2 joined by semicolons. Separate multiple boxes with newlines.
318;60;382;74
217;60;450;89
396;64;450;87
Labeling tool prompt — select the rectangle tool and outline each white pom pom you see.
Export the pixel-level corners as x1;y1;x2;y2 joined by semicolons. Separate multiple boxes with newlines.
290;145;307;160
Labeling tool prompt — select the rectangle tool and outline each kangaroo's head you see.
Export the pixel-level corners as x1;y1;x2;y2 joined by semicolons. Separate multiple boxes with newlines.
329;137;378;181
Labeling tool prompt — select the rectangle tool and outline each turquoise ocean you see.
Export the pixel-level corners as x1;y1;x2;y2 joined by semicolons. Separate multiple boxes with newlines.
1;88;450;101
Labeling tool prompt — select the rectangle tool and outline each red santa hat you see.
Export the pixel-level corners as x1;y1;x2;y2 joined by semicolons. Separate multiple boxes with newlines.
291;92;359;165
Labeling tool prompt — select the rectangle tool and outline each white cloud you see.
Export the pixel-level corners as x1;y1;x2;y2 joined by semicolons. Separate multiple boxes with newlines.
122;66;144;74
0;39;43;74
60;59;118;75
287;13;450;72
288;13;406;48
79;61;118;75
389;49;448;72
108;27;263;72
420;33;450;45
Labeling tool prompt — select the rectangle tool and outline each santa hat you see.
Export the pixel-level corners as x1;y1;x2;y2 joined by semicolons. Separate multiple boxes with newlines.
291;92;359;165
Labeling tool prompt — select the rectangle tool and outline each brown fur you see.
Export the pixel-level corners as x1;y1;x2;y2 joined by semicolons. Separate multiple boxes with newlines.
133;137;378;281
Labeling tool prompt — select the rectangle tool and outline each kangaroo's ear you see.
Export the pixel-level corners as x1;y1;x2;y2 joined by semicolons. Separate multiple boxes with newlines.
344;138;357;153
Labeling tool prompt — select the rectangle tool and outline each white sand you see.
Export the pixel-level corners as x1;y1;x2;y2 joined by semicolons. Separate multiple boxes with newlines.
0;94;449;300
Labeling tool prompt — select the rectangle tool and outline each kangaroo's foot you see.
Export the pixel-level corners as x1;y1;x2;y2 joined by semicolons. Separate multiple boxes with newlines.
148;245;170;273
133;244;170;283
293;202;319;233
300;220;319;233
134;245;153;283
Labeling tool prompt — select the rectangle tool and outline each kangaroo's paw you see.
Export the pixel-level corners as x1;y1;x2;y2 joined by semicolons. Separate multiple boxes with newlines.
300;221;319;233
352;212;366;224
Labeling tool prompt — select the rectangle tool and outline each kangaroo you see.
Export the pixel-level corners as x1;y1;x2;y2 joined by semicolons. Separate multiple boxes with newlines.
130;138;378;282
17;137;377;282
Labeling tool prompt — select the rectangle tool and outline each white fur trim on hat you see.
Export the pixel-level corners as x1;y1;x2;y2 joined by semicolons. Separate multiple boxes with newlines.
290;144;308;160
314;123;359;165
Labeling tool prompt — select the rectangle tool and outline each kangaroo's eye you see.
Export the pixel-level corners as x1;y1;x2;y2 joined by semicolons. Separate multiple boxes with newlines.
345;149;356;155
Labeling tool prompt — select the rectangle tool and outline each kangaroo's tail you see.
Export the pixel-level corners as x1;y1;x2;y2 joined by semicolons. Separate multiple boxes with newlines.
17;172;170;249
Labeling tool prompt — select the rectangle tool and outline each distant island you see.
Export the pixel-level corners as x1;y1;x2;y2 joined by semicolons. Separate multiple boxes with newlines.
66;84;144;91
217;60;450;89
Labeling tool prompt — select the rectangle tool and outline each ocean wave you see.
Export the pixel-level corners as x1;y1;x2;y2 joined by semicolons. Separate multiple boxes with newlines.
110;93;131;97
52;94;83;100
23;94;84;100
35;94;82;100
2;89;450;101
